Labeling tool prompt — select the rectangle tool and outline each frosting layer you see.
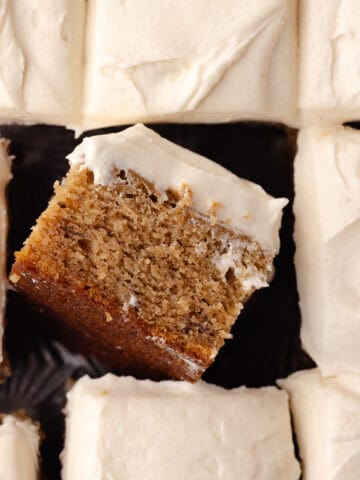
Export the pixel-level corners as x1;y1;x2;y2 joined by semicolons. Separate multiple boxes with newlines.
83;0;298;128
0;415;40;480
279;369;360;480
0;0;85;125
300;0;360;124
295;127;360;375
0;139;11;365
68;124;288;254
62;374;300;480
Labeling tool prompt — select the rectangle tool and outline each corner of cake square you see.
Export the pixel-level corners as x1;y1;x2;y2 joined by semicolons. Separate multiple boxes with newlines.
10;124;287;381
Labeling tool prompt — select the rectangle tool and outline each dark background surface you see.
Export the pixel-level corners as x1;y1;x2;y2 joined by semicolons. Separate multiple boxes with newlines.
0;123;314;479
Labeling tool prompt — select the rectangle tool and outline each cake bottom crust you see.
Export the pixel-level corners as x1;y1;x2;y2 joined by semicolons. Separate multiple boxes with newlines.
11;263;209;382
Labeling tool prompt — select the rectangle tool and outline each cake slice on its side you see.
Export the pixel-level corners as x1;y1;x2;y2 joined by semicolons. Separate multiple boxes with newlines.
0;414;40;480
10;124;287;381
279;369;360;480
62;374;300;480
0;140;11;368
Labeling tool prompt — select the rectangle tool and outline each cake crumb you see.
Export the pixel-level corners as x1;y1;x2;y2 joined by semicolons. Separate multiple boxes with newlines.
9;273;20;284
194;242;207;255
105;312;113;323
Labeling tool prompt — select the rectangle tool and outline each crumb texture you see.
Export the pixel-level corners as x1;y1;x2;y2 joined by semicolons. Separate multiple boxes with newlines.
14;166;271;370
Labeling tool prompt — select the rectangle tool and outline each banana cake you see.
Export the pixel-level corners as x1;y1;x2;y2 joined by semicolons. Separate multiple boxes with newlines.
10;124;287;381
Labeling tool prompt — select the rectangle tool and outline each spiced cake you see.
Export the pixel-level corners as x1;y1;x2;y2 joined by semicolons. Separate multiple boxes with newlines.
279;369;360;480
0;414;40;480
0;139;11;367
294;127;360;376
62;374;300;480
10;124;287;381
82;0;298;129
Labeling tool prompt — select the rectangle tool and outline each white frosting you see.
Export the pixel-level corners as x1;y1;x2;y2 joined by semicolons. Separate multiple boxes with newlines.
295;127;360;376
0;0;85;125
0;415;40;480
0;140;11;365
212;237;270;290
68;124;287;254
300;0;360;125
82;0;298;129
128;294;139;308
279;369;360;480
62;374;300;480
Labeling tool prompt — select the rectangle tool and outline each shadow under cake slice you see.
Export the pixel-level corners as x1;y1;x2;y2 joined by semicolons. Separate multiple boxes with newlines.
10;124;287;381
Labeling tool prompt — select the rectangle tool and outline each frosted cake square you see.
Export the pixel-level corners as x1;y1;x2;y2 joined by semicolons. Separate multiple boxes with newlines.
0;414;40;480
83;0;298;128
294;127;360;375
62;374;300;480
300;0;360;124
0;0;85;125
280;369;360;480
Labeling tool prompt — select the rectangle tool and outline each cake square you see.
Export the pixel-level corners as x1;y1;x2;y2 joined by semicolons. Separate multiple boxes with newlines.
300;0;360;124
294;127;360;375
0;414;40;480
82;0;298;128
279;369;360;480
10;124;287;381
0;139;11;366
62;374;300;480
0;0;86;125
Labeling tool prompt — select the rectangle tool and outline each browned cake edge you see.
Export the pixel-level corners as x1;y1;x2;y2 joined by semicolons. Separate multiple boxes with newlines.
10;262;211;382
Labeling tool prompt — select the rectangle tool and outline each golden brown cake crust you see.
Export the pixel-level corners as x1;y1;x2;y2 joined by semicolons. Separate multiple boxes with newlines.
11;262;210;381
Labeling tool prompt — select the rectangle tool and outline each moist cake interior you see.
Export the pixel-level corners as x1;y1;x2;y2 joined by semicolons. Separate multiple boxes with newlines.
12;165;271;378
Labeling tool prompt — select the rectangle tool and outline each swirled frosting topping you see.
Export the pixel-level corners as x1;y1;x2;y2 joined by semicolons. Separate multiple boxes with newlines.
62;374;300;480
295;127;360;376
0;0;85;124
0;415;40;480
280;369;360;480
83;0;298;127
300;0;360;124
